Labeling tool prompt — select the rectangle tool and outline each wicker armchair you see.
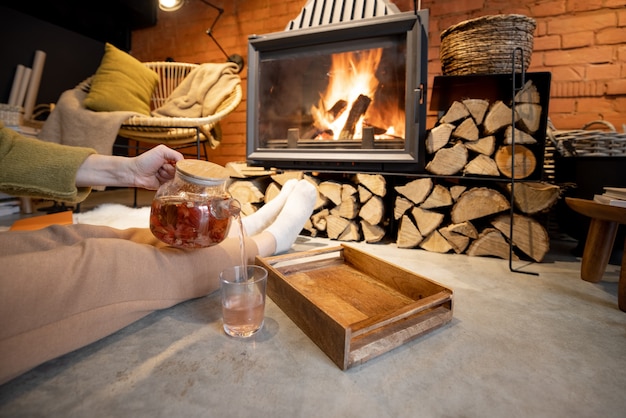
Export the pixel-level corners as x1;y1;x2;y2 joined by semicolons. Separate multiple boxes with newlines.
117;61;242;159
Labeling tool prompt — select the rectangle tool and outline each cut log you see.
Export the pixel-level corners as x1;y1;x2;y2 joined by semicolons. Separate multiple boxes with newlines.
228;180;265;204
328;99;348;120
514;80;540;104
395;177;433;205
421;184;453;209
450;187;510;223
439;226;471;254
319;180;343;205
226;161;277;178
447;221;478;239
464;135;496;156
326;215;350;239
494;145;537;179
506;181;561;214
411;206;445;236
491;213;550;262
360;220;386;243
452;117;479;141
272;171;303;185
303;217;317;237
463;98;490;125
503;126;537;145
239;201;257;217
341;183;358;201
397;215;423;248
419;230;453;253
466;228;519;260
394;196;414;220
359;195;384;225
440;100;470;124
515;103;542;133
311;208;330;231
425;123;454;154
339;94;372;140
355;173;386;197
264;182;282;203
425;142;468;176
450;185;467;201
463;154;500;177
337;220;360;241
483;101;518;134
358;184;373;204
337;195;359;220
426;123;455;154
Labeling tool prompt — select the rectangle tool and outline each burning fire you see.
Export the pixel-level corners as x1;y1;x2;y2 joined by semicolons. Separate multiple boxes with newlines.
310;48;405;140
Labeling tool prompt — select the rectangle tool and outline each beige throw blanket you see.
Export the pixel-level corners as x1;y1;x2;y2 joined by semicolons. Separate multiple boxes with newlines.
153;62;240;118
38;83;140;156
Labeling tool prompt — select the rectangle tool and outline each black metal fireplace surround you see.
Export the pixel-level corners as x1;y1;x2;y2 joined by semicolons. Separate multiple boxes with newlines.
246;10;429;174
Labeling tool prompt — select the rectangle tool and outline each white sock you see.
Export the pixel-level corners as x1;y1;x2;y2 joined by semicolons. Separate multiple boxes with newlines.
266;180;317;254
241;178;299;236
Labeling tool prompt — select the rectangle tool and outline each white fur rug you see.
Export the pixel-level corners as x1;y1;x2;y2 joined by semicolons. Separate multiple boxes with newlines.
74;203;151;229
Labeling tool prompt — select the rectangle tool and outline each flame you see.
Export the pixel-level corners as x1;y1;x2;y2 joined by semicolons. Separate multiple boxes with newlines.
310;48;405;140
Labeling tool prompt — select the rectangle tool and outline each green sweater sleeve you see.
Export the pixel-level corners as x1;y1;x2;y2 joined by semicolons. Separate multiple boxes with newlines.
0;123;97;203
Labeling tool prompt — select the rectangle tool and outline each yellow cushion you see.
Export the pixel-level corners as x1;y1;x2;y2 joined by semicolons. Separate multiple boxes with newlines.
83;43;159;115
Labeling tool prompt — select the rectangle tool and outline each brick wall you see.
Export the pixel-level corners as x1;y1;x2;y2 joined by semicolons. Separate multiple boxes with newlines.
131;0;626;166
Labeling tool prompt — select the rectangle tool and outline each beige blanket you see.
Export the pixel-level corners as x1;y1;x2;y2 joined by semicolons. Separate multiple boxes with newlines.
38;83;140;156
153;62;240;118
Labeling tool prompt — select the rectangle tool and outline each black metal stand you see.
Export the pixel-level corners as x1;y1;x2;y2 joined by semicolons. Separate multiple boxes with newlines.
508;47;539;276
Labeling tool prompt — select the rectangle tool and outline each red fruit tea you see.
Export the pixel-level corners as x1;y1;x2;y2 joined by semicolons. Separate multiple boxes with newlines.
150;197;232;248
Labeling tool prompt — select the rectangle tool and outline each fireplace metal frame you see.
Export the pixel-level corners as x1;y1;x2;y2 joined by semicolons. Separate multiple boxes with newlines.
246;10;429;173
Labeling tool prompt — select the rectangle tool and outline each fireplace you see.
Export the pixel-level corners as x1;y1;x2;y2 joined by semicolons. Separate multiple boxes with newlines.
246;9;429;173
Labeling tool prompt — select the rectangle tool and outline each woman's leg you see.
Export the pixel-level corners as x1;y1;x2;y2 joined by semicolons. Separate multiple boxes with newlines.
0;179;316;384
0;225;258;384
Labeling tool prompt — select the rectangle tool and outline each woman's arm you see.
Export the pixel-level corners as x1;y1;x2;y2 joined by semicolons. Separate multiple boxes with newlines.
75;144;184;190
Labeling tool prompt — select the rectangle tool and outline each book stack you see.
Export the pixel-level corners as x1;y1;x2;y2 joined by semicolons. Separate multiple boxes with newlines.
593;187;626;208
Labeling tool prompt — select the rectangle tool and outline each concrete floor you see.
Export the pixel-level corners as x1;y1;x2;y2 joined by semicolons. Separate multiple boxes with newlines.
0;191;625;417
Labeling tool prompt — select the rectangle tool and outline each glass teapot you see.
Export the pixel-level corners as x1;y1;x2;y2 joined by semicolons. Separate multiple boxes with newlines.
149;159;240;248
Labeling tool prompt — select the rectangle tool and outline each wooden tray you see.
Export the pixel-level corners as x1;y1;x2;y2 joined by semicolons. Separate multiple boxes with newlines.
256;245;454;370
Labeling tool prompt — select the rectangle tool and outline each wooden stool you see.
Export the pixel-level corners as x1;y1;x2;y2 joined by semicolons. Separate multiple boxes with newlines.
566;198;626;312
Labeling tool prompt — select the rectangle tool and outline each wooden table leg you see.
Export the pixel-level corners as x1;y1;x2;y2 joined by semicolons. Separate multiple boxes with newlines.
580;218;618;283
617;238;626;312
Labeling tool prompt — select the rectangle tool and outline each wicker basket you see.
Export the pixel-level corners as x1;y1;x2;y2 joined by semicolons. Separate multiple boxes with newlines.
440;14;536;76
549;120;626;157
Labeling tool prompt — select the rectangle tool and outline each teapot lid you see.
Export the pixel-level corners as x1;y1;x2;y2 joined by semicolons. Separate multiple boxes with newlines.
176;159;231;186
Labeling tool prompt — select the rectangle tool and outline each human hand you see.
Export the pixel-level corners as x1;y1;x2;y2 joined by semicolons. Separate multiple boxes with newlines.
131;145;184;190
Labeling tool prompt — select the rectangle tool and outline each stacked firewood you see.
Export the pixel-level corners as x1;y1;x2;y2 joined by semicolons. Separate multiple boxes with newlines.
302;172;388;243
394;177;559;262
227;168;390;243
425;80;543;179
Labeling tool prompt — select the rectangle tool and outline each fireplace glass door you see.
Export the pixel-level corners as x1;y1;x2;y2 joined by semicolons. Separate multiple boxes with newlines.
246;11;429;173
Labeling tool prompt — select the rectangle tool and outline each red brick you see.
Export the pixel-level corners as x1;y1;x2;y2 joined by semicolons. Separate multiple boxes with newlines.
567;0;604;13
549;97;577;113
562;31;594;49
587;64;622;80
531;0;567;17
577;97;617;113
534;34;561;51
550;65;587;81
607;79;626;96
597;27;626;45
548;11;617;34
544;46;614;66
619;9;626;26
